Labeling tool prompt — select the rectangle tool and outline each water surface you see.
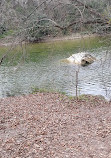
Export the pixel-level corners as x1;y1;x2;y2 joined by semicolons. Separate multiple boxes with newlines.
0;36;111;100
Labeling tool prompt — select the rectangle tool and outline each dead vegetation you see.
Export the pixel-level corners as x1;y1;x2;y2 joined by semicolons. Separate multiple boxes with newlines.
0;92;111;158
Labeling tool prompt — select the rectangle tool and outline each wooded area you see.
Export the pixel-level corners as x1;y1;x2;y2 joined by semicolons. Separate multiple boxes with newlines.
1;3;111;157
0;0;111;42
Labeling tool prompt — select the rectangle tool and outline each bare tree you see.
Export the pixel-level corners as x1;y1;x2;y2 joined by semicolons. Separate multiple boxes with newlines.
0;0;111;64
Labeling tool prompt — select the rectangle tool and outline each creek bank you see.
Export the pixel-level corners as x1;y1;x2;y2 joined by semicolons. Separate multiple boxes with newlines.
0;92;111;158
42;33;98;43
0;33;97;46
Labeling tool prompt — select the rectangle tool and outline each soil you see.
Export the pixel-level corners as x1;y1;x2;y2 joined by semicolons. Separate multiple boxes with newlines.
0;33;97;46
43;33;97;43
0;93;111;158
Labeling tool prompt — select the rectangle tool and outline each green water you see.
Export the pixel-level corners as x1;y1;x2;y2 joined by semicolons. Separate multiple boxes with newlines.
0;36;111;99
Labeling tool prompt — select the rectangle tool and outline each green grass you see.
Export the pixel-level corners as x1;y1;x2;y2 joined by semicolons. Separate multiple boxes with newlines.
31;87;106;102
0;30;14;39
31;87;66;95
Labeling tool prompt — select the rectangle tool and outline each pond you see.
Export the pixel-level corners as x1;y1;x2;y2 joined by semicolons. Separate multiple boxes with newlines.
0;35;111;100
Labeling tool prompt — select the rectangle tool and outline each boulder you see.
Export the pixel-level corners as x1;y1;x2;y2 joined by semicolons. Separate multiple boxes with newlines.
67;52;96;66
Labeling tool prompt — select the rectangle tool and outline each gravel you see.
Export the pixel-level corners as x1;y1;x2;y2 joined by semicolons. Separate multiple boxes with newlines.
0;93;111;158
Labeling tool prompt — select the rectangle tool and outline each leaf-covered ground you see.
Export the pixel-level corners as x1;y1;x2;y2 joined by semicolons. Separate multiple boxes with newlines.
0;93;111;158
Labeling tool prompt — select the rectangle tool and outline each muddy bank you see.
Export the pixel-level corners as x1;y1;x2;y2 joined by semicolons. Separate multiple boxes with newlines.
0;33;97;46
43;33;97;42
0;93;111;158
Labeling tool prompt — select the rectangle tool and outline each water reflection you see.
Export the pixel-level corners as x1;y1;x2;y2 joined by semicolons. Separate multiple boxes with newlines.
0;40;111;100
